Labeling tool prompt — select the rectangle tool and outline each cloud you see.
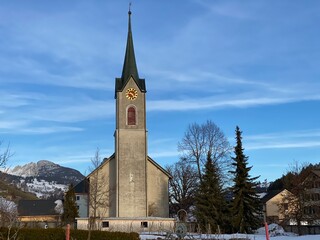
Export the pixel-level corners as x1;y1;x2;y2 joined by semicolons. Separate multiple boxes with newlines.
0;92;35;108
247;141;320;150
0;121;84;135
0;2;123;91
195;0;256;20
246;129;320;140
148;94;318;112
244;129;320;150
0;120;28;131
148;150;179;158
28;98;114;123
18;126;84;134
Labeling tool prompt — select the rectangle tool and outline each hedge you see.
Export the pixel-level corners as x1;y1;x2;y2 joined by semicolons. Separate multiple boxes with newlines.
0;227;139;240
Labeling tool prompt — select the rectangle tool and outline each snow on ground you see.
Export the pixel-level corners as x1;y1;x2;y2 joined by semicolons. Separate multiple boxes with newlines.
24;178;67;198
140;233;320;240
0;197;16;212
140;224;319;240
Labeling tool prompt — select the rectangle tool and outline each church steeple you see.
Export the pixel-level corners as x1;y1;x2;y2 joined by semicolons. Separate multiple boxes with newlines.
121;10;139;83
115;9;146;98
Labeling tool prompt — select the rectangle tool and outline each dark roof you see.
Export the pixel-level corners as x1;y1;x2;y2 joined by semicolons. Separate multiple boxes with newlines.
73;178;89;194
261;189;284;203
115;10;146;98
311;170;320;178
18;199;59;216
301;169;320;185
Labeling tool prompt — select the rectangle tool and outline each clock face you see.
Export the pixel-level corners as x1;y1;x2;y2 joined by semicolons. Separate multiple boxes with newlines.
125;88;138;100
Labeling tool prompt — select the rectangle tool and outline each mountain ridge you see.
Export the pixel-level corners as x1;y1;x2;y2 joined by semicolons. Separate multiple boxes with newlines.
8;160;84;184
2;160;85;199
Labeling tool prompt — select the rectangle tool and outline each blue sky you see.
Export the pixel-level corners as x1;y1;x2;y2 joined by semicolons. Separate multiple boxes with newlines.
0;0;319;182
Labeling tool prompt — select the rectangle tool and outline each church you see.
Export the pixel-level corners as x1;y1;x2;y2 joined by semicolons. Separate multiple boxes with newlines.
76;10;174;232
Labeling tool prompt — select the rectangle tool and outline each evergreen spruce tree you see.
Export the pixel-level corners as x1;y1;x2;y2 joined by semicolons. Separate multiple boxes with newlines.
230;126;261;233
62;184;79;225
195;150;227;233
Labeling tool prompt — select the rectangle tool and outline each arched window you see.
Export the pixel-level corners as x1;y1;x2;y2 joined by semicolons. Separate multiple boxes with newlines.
127;106;136;125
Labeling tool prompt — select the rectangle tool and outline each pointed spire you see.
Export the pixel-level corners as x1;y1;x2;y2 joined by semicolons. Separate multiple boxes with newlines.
115;7;146;98
121;8;139;83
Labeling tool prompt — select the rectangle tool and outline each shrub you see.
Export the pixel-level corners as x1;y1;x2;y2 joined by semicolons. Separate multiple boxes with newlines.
0;227;139;240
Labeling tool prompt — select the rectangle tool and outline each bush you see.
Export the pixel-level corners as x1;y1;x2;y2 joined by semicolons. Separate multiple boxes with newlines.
0;227;139;240
71;229;139;240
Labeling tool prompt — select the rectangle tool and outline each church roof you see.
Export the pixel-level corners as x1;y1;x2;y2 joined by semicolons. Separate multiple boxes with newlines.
115;10;146;98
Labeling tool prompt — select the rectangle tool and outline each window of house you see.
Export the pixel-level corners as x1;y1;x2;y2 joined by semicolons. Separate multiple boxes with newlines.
283;203;288;210
76;195;80;201
127;106;136;125
102;221;109;228
141;221;148;228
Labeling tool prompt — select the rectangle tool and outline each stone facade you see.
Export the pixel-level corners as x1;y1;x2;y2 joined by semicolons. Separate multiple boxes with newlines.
115;77;148;217
85;155;170;219
147;158;170;217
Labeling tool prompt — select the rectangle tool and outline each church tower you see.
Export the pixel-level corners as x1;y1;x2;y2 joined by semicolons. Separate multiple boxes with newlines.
82;9;172;227
114;10;148;217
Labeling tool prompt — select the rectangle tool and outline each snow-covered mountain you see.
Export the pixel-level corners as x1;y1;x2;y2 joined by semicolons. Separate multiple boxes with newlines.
3;160;85;199
8;160;84;184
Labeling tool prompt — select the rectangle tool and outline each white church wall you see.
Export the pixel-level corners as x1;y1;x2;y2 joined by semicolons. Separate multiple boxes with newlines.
117;129;147;217
147;160;170;218
88;159;113;218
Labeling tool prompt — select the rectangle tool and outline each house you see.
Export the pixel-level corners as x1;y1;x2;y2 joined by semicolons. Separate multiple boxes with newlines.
301;169;320;225
261;189;293;223
74;179;89;218
18;199;62;228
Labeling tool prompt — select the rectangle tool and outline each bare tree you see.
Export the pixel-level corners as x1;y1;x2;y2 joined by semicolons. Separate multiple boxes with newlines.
166;160;199;216
87;148;110;240
0;141;12;170
0;197;19;240
178;120;231;183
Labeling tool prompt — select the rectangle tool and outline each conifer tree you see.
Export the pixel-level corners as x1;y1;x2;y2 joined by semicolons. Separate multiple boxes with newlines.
230;126;261;233
62;183;79;225
195;150;227;233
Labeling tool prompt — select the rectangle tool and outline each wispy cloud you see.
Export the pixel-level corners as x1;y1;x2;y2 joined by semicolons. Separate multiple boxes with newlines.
149;150;179;159
18;126;84;134
28;99;114;123
146;65;320;110
0;120;28;131
245;129;320;150
194;0;256;20
246;129;320;140
148;94;319;112
248;141;320;150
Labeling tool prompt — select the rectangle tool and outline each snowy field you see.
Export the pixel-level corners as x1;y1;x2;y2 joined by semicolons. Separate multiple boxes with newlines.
140;224;320;240
140;233;320;240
